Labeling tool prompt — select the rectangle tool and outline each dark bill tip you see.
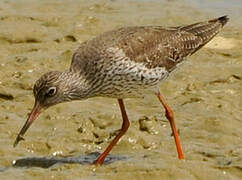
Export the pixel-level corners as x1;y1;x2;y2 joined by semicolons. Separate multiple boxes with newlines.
13;102;41;147
13;134;25;147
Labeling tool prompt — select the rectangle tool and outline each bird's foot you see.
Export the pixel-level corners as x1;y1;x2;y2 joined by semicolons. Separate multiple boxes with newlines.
92;157;104;166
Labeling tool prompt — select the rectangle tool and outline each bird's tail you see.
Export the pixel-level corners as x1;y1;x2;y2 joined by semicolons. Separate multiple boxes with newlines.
180;15;229;54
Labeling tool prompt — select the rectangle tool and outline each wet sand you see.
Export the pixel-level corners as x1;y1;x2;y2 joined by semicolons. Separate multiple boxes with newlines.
0;0;241;179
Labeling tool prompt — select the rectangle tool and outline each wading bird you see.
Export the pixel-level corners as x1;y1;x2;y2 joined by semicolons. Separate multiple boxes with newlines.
14;16;229;165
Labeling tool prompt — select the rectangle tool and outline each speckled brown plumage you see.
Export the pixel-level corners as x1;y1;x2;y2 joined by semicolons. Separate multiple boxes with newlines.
71;16;228;73
67;16;229;99
14;16;229;165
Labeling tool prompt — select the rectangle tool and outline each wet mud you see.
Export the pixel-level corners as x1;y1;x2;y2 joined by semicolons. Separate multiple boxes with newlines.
13;152;128;168
0;0;241;180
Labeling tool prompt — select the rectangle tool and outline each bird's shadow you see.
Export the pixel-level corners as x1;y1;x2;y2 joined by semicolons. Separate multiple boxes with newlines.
12;152;128;168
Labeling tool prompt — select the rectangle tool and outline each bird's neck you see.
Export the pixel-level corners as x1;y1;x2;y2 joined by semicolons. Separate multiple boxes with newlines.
60;70;93;101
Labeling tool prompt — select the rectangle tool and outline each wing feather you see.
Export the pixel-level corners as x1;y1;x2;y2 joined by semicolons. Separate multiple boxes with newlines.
70;16;229;73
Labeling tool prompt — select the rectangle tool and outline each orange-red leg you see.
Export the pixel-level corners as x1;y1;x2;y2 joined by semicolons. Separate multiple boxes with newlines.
93;99;130;165
157;91;185;159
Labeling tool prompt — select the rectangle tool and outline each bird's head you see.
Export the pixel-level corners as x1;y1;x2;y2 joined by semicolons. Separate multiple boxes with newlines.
33;71;69;108
13;71;74;147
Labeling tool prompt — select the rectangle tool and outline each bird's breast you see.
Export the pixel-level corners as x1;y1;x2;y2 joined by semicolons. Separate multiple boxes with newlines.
87;47;169;98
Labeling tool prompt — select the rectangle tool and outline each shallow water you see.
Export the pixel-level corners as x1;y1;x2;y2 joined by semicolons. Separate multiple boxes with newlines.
0;0;241;179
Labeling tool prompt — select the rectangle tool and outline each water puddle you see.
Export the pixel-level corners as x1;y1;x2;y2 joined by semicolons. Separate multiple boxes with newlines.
12;152;128;168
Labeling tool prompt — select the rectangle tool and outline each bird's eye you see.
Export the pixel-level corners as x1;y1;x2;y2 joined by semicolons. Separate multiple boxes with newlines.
46;87;57;97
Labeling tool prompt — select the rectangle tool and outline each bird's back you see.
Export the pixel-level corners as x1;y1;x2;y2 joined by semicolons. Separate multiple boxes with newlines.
70;16;229;98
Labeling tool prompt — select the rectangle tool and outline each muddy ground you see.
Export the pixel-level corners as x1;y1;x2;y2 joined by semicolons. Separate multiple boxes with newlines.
0;0;241;179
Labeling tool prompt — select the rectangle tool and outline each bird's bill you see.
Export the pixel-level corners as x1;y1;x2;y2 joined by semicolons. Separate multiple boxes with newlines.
13;101;42;147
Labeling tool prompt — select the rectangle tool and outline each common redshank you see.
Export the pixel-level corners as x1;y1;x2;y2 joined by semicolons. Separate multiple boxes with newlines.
14;16;229;165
